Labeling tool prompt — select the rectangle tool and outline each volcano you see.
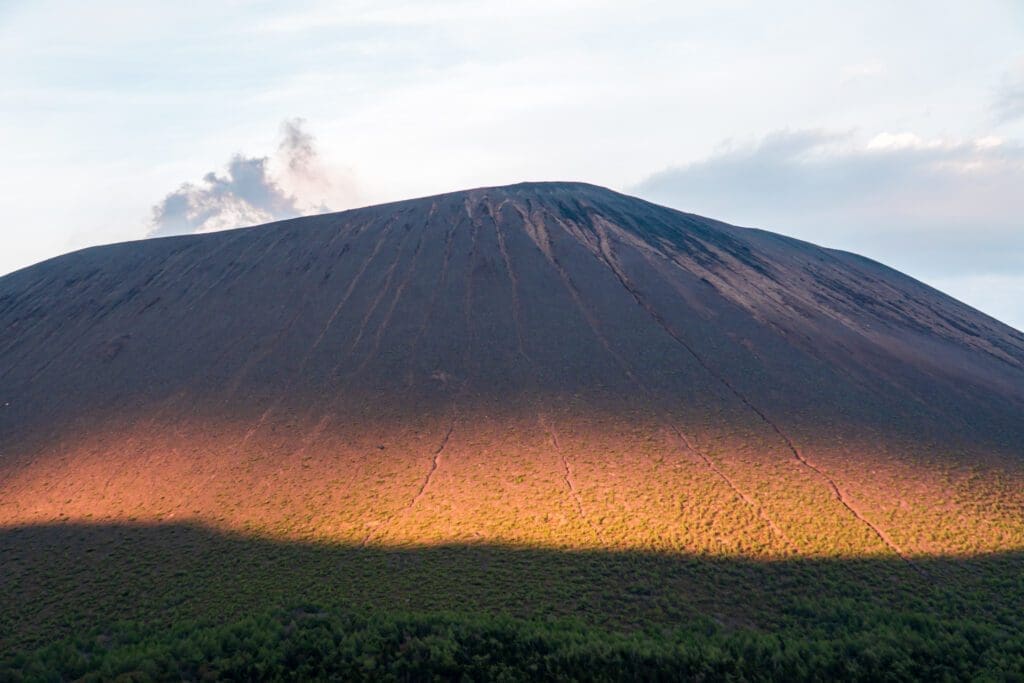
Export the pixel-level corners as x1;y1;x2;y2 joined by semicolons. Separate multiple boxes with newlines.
3;183;1024;666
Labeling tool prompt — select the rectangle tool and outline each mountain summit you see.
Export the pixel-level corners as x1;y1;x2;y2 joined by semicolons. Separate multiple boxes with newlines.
2;181;1023;560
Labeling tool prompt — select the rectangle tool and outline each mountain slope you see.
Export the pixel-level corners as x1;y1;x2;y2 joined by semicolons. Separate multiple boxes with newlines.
2;181;1023;567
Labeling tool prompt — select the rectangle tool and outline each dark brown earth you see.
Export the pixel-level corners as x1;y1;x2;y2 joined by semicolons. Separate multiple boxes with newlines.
2;181;1024;564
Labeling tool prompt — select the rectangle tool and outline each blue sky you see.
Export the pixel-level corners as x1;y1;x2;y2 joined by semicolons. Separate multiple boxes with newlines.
2;1;1023;329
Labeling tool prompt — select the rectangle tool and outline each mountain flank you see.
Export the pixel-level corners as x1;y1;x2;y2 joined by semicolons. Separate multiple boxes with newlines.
2;181;1024;561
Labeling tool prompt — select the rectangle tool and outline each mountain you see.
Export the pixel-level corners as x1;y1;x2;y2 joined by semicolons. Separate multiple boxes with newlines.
3;182;1024;669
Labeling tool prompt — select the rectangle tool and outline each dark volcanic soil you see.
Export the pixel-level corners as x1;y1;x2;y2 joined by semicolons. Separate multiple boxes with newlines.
2;182;1023;560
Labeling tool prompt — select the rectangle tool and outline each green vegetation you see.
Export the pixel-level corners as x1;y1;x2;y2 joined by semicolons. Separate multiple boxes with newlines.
5;603;1024;682
3;523;1024;680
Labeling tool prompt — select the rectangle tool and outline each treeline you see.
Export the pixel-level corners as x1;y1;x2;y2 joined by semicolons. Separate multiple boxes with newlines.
3;605;1022;682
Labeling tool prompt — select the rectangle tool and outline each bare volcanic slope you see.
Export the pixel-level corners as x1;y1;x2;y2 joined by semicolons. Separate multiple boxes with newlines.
2;181;1024;565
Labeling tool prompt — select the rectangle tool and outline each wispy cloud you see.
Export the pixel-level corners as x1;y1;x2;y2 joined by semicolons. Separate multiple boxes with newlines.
149;155;298;237
279;117;316;175
149;119;356;237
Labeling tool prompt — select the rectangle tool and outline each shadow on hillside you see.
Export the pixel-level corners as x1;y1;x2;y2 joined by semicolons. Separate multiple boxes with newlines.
3;521;1023;651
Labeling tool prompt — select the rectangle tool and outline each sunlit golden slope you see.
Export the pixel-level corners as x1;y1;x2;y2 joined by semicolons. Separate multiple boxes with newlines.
2;182;1024;562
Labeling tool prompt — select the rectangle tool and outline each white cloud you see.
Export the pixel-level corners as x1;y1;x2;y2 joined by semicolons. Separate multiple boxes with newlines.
865;132;946;151
149;155;297;237
633;129;1024;329
975;136;1005;150
149;119;358;237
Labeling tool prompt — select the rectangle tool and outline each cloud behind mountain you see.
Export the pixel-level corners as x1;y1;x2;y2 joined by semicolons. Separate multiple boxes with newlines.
633;130;1024;329
149;119;355;237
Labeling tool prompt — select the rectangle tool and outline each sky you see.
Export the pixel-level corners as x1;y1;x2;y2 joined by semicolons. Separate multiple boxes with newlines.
1;1;1023;330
